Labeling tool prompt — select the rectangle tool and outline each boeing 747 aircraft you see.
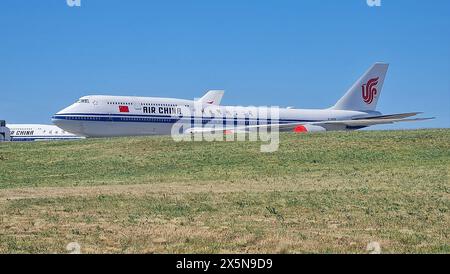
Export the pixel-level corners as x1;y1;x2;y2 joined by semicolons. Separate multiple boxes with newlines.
7;124;83;141
52;64;433;137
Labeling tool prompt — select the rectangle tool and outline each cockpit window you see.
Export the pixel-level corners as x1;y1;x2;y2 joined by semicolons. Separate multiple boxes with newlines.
77;99;90;103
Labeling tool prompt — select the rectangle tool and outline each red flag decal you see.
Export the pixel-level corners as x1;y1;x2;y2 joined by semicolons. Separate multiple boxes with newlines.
119;106;129;113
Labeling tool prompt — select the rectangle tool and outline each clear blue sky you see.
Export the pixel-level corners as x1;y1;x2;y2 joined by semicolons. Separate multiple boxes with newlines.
1;0;449;129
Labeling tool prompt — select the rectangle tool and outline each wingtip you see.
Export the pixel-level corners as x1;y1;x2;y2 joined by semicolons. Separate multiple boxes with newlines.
374;62;389;66
414;117;436;121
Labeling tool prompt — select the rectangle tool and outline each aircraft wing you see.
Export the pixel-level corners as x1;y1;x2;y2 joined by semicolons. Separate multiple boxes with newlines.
185;116;434;134
185;122;301;134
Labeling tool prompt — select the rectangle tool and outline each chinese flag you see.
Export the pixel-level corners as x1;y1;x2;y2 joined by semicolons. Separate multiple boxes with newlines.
119;106;129;113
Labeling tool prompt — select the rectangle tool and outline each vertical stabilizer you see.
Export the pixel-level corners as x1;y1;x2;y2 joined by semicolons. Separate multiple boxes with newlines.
332;63;389;111
198;90;225;105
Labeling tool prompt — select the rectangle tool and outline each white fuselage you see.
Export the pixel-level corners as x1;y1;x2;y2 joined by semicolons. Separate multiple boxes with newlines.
52;95;381;137
7;124;83;142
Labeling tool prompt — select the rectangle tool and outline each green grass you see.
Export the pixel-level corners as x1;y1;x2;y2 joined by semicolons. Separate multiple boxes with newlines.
0;129;449;253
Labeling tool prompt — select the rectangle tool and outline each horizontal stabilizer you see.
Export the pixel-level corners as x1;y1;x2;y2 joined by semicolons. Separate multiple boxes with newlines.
353;112;422;120
313;117;435;127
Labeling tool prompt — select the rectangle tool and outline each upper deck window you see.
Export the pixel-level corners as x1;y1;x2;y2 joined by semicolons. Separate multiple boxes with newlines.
77;99;90;104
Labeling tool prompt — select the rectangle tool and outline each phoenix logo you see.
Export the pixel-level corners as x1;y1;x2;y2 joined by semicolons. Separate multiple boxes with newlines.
362;77;379;104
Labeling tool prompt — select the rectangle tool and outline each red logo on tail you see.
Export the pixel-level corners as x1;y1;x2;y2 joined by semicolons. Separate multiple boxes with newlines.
362;77;379;104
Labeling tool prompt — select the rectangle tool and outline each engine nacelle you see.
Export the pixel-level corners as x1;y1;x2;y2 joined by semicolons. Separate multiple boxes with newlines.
293;124;326;133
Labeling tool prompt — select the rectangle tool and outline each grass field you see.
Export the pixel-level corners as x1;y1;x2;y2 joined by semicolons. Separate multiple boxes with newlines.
0;129;449;254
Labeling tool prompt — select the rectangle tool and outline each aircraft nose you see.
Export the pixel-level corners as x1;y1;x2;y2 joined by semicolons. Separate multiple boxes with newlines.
52;108;68;121
52;109;68;125
51;103;85;135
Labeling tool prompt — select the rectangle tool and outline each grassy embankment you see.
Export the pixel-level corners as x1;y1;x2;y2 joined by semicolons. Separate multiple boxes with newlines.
0;129;448;253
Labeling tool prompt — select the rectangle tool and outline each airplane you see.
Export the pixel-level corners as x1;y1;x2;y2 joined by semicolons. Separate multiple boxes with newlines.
7;124;84;142
52;63;433;137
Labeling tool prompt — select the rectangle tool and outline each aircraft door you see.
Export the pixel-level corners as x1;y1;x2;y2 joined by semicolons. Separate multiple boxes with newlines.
133;101;142;111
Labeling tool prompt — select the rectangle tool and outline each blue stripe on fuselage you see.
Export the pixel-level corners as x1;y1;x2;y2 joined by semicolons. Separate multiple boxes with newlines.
52;113;319;124
10;136;82;142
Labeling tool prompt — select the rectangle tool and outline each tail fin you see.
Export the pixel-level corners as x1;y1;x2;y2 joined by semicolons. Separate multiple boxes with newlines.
332;63;389;111
198;90;224;105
